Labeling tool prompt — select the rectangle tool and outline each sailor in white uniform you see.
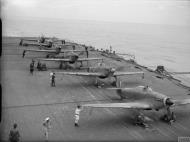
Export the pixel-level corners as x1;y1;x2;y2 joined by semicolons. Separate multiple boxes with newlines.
43;117;51;141
74;105;83;127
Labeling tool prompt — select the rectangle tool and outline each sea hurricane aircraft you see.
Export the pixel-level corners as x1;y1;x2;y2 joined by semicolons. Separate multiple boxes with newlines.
54;63;144;86
19;35;68;48
22;46;88;58
19;35;52;45
81;85;190;125
36;51;103;69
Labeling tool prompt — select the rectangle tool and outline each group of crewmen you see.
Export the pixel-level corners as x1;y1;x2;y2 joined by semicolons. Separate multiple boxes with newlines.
42;105;82;141
30;60;47;75
9;39;87;142
9;105;82;142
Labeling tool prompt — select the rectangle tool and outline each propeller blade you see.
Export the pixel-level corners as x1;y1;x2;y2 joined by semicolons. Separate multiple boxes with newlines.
173;99;190;106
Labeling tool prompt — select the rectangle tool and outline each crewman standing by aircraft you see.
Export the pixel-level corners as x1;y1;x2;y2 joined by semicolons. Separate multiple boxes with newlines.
22;50;26;58
9;123;20;142
110;45;112;53
73;45;75;50
74;105;83;127
37;61;42;71
85;46;89;58
43;117;51;141
62;40;65;44
50;72;55;87
30;60;35;75
19;39;23;46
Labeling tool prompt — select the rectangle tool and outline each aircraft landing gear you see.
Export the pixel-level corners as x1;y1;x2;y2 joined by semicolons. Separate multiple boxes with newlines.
80;61;83;67
59;62;63;69
111;81;117;86
111;77;117;87
160;112;176;124
119;95;125;100
134;114;149;128
46;54;55;58
95;78;103;88
160;108;176;124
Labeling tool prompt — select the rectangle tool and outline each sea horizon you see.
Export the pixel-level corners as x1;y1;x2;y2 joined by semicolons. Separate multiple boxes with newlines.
2;17;190;86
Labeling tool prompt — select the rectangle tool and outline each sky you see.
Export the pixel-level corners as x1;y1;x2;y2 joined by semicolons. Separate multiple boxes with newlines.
1;0;190;26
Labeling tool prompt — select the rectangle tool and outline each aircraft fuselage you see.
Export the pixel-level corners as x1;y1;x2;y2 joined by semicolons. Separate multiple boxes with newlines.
91;68;115;79
117;86;172;111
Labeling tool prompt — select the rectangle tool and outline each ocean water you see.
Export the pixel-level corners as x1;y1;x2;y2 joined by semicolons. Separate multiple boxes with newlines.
2;18;190;86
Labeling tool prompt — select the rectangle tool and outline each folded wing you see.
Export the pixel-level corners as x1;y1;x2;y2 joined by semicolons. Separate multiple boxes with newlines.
77;58;103;61
113;71;144;76
82;102;151;109
24;49;56;53
173;99;190;106
37;58;70;62
55;72;102;77
60;50;86;53
24;49;85;53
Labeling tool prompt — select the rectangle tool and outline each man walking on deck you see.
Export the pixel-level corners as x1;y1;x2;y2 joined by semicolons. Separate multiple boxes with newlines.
74;105;83;127
43;117;51;141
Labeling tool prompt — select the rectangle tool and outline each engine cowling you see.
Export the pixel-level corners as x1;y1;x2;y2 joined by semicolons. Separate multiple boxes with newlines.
163;98;174;106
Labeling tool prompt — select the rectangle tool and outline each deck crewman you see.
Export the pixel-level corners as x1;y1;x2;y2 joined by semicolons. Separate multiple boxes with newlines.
50;72;56;87
73;45;75;50
110;45;112;53
43;117;51;142
9;123;20;142
22;50;26;58
62;40;65;44
74;105;83;127
30;60;35;75
85;46;89;58
37;61;42;71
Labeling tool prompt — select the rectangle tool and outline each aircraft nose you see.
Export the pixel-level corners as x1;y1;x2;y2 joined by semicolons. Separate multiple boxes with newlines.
165;98;174;106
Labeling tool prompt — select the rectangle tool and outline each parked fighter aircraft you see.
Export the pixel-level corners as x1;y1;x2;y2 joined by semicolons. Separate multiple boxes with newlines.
54;64;144;86
37;52;103;69
19;35;49;45
81;85;190;125
19;35;67;48
22;47;87;58
155;66;190;80
20;40;53;48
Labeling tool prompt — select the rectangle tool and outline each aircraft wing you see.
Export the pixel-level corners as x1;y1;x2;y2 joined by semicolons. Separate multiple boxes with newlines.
24;49;56;53
21;38;38;42
113;71;144;76
24;43;45;46
77;58;103;61
169;72;190;75
82;102;151;109
24;49;84;53
37;58;70;62
55;71;102;76
59;44;75;47
37;58;103;62
173;99;190;106
59;50;85;53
